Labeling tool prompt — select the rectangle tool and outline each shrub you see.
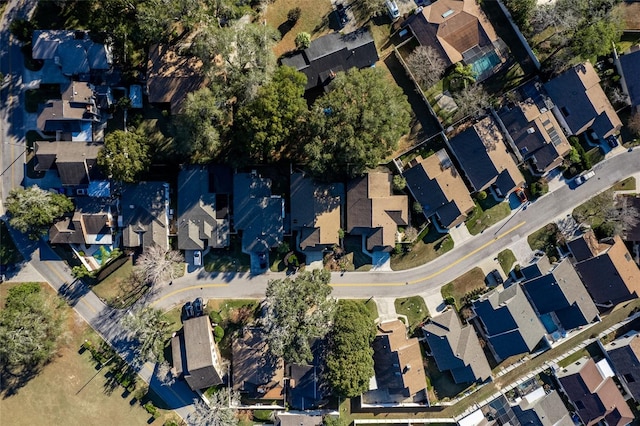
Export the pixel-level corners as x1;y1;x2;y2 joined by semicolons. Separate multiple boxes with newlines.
253;410;273;422
444;296;456;306
476;190;487;200
393;175;407;191
413;201;423;214
393;243;403;255
295;32;311;50
209;310;223;324
287;7;302;23
144;402;158;416
530;181;549;198
214;325;225;343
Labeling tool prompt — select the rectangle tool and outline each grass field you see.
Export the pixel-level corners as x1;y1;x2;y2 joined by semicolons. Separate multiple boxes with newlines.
265;0;333;57
466;201;511;235
90;259;147;308
0;283;173;426
395;296;429;332
496;249;516;275
1;221;23;265
440;267;485;309
527;223;560;258
572;189;614;229
613;176;636;192
391;227;453;271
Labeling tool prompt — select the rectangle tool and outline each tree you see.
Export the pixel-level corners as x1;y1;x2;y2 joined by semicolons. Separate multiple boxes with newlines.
294;32;311;50
356;0;386;18
503;0;537;32
326;300;376;397
305;67;411;178
263;270;336;364
392;174;407;191
156;360;175;387
406;46;446;89
135;244;184;285
0;283;66;374
287;7;302;24
136;0;204;43
404;226;418;242
98;130;150;183
453;84;491;119
174;87;229;164
628;111;640;138
123;307;170;363
570;13;622;59
5;185;73;238
450;62;476;90
186;391;240;426
234;66;308;163
191;22;280;104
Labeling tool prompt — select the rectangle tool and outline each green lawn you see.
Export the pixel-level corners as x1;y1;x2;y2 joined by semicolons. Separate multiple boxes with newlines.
353;298;379;322
91;259;144;308
440;267;486;309
557;342;604;368
391;227;453;271
394;296;429;332
497;249;516;275
613;177;636;192
527;223;561;258
203;237;251;272
0;221;23;265
466;201;511;235
572;189;614;229
25;84;60;113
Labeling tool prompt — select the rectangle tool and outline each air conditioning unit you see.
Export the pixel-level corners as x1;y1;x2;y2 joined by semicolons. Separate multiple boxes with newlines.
76;188;87;196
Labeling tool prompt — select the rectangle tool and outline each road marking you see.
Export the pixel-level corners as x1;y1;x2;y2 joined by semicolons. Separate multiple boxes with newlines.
150;283;229;307
80;297;98;315
331;221;526;287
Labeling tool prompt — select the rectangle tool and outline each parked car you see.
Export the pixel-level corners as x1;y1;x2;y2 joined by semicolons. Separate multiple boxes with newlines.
386;0;400;19
607;135;619;148
336;3;349;28
488;269;504;286
575;170;596;186
193;297;204;316
515;188;528;204
193;250;202;266
184;301;194;319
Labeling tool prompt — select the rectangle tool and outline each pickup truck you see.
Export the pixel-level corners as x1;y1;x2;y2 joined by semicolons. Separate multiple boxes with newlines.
575;170;595;186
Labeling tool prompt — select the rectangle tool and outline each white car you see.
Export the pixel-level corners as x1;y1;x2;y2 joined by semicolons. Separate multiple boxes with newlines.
575;170;595;186
193;250;202;266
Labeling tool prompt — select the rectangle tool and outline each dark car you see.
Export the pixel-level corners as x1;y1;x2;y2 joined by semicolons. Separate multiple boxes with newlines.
486;269;504;286
515;188;528;204
193;297;204;316
336;4;349;28
184;301;194;319
607;135;619;148
258;252;268;269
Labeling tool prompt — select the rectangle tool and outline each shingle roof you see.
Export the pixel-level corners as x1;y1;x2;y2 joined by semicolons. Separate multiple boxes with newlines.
232;328;284;400
290;173;343;251
522;260;598;331
120;182;169;251
177;165;232;250
473;284;546;360
176;316;223;391
619;49;640;108
403;150;474;229
34;141;103;186
513;390;574;426
31;30;111;74
543;62;621;138
604;330;640;402
422;310;491;384
346;173;407;252
280;28;378;91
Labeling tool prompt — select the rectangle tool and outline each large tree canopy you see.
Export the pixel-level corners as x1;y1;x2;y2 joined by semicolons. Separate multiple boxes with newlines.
123;307;171;362
0;283;66;374
264;270;336;364
325;300;376;397
305;67;411;178
6;185;73;238
98;130;150;183
174;87;229;163
235;65;308;163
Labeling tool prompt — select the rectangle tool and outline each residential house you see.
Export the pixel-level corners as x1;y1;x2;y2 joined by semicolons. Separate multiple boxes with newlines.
512;389;574;426
146;44;207;114
472;284;547;362
363;320;427;404
233;173;284;266
556;357;634;426
447;116;524;198
232;328;284;402
346;173;408;253
280;28;378;93
31;30;112;78
275;413;323;426
422;309;492;384
49;197;113;246
602;330;640;402
290;172;343;253
34;141;103;189
171;316;224;391
496;80;571;175
119;182;170;252
543;62;622;139
521;259;599;336
615;47;640;110
403;149;475;231
37;82;99;140
567;231;640;308
286;339;324;410
403;0;506;80
177;165;232;251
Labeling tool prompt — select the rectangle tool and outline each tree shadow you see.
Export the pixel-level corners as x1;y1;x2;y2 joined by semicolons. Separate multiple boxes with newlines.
1;364;45;399
278;21;294;38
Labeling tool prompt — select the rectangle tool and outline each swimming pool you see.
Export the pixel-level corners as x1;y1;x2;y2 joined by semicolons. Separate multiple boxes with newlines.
540;313;558;333
470;52;501;78
94;246;112;266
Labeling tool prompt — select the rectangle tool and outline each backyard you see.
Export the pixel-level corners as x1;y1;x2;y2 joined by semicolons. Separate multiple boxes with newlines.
395;296;430;333
440;267;486;310
465;200;512;235
390;227;453;271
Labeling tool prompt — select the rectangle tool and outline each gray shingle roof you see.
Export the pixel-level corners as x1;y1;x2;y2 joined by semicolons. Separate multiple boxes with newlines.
120;182;169;251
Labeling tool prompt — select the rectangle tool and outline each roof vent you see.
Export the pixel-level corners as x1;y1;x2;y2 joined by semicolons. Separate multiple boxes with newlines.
527;127;536;134
442;9;454;18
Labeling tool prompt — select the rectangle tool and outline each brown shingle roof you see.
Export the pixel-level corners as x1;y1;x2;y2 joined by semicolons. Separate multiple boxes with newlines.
232;328;284;400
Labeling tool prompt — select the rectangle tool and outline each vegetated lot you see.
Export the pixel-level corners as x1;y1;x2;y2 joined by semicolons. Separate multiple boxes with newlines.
572;189;614;229
90;258;142;308
204;299;260;358
265;0;333;57
496;249;516;275
0;283;171;426
391;227;453;271
527;223;561;259
0;221;23;265
25;84;60;113
613;176;636;192
353;298;379;322
440;267;486;310
342;235;373;271
557;341;604;368
466;200;511;236
203;239;251;272
424;352;470;401
395;296;429;333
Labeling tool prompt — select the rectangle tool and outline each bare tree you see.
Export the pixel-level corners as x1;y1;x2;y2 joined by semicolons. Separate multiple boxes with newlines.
122;307;170;363
628;110;640;138
406;46;446;89
453;84;491;119
607;87;629;107
609;196;640;236
186;391;240;426
136;244;184;285
156;361;175;387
